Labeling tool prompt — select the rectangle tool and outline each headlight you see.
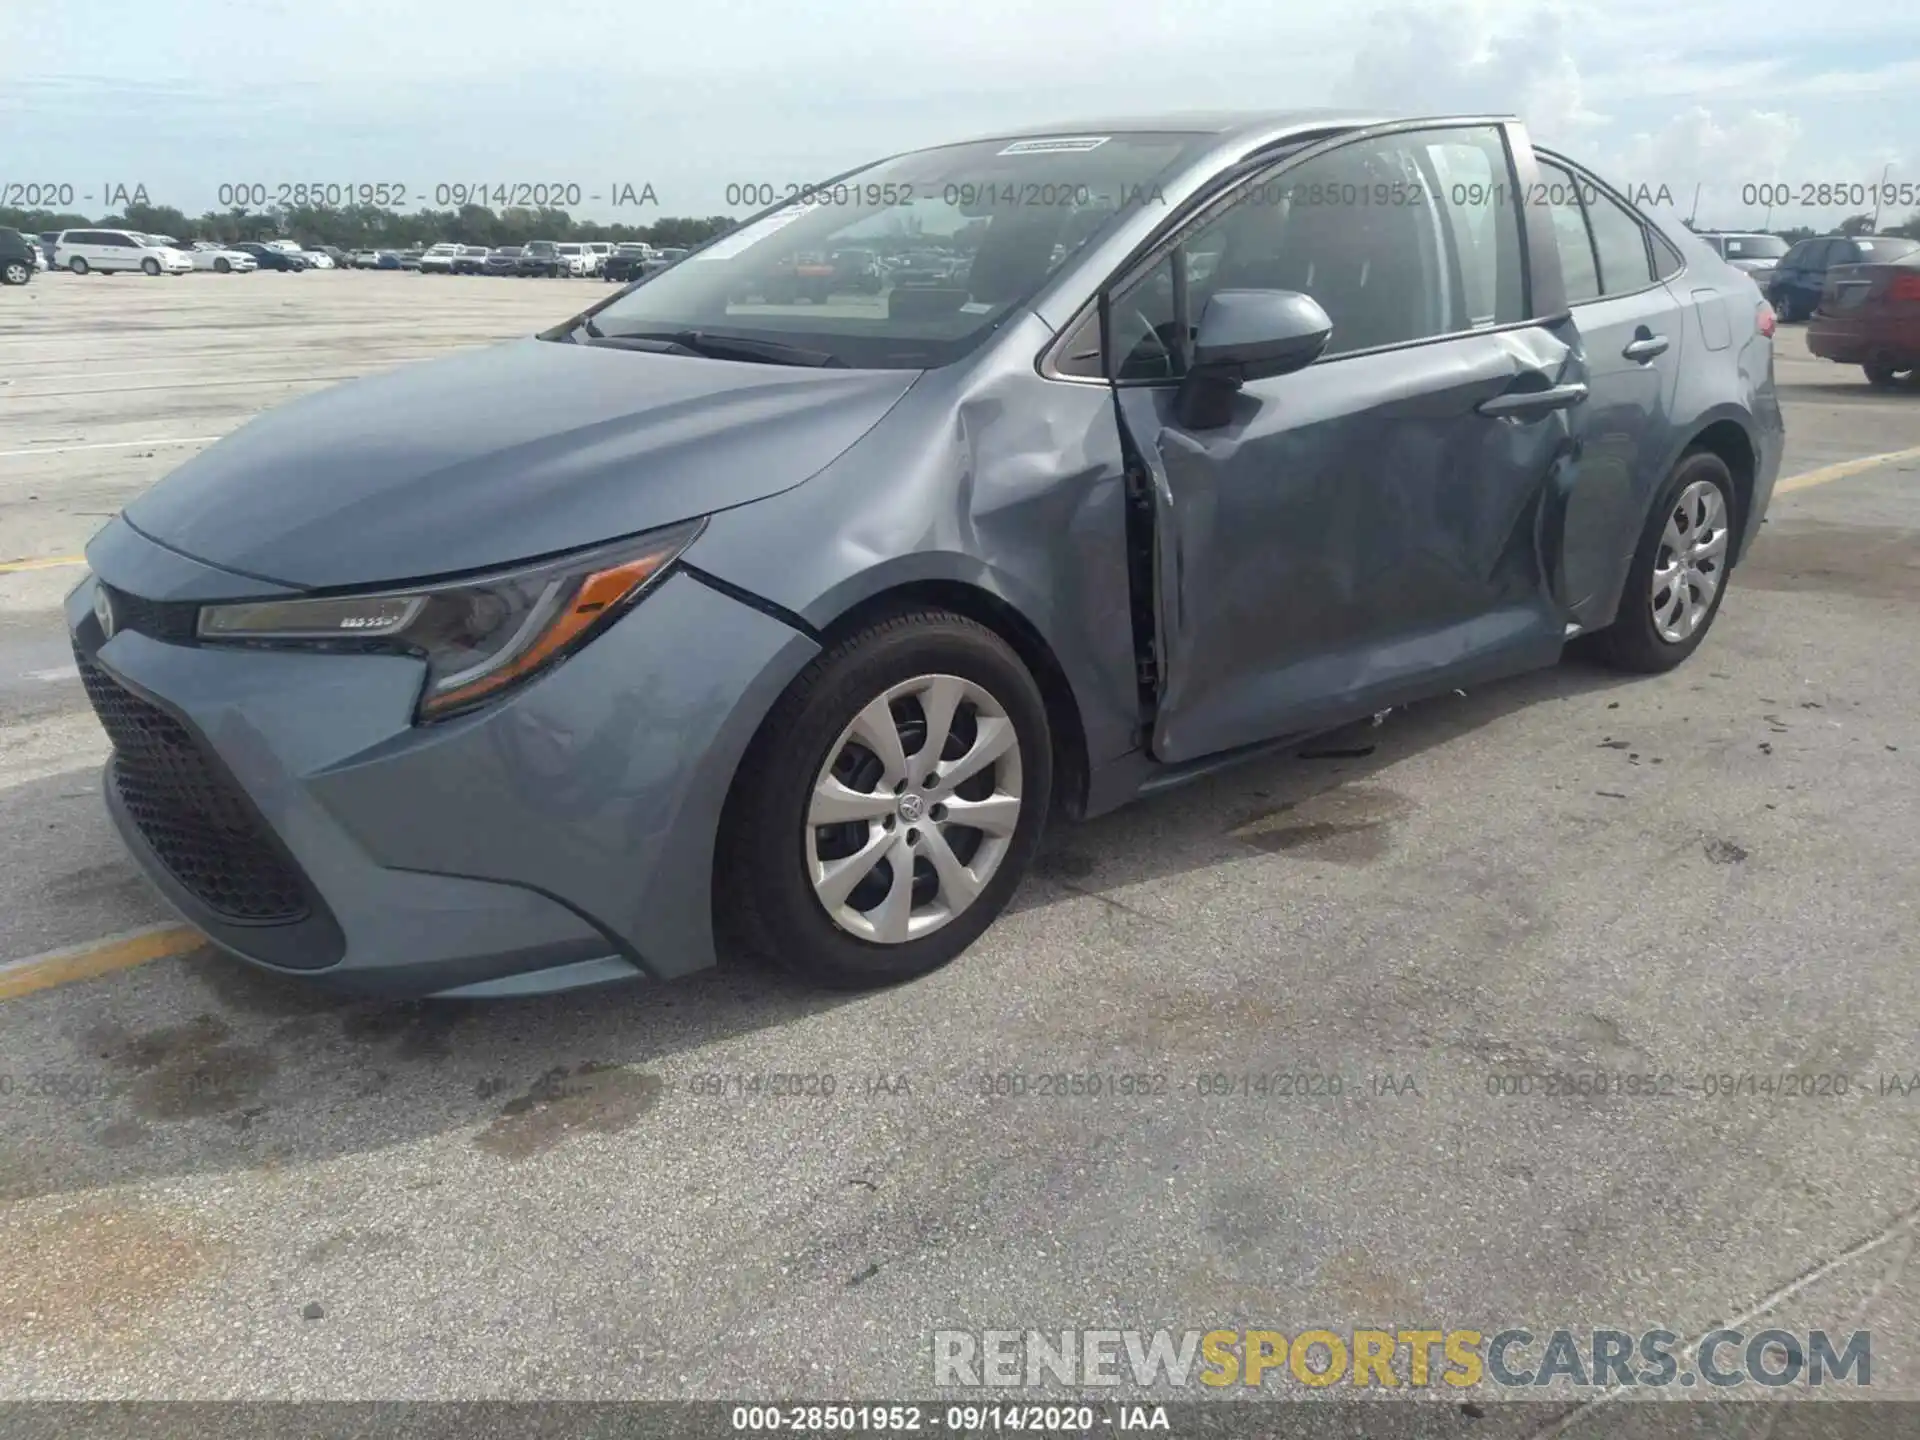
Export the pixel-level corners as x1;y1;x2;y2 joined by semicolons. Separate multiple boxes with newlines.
196;518;704;721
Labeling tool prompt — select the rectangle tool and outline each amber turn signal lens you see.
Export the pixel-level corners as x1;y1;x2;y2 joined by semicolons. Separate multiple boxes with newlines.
417;551;672;717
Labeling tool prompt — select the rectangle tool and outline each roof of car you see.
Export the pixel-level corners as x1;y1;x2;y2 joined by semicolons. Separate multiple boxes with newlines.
955;109;1394;144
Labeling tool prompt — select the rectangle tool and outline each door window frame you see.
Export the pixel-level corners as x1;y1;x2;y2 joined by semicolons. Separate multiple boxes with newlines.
1041;117;1543;387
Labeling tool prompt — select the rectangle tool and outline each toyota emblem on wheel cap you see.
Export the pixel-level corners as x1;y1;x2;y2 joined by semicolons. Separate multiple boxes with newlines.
93;585;116;640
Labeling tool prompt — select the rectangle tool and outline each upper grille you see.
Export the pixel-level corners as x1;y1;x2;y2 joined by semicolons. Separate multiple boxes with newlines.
77;653;310;924
100;584;199;644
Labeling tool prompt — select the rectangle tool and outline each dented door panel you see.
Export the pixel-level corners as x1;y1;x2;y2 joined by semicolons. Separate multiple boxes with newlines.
1120;325;1581;766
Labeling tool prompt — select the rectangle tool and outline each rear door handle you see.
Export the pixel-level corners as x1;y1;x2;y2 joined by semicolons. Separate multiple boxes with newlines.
1623;335;1670;361
1477;381;1589;418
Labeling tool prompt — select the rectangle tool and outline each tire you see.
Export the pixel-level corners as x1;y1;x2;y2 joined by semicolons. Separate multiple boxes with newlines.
1586;450;1738;674
68;257;89;274
1;260;28;286
1864;359;1912;390
215;258;230;273
141;258;160;276
717;609;1052;989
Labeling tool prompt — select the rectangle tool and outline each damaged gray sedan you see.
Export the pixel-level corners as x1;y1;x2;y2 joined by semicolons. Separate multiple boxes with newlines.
71;110;1783;998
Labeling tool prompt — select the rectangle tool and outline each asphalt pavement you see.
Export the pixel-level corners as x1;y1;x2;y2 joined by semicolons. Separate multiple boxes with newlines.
2;271;1919;1426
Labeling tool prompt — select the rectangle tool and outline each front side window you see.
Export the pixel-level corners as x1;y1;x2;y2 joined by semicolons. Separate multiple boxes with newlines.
1068;124;1525;381
587;131;1207;369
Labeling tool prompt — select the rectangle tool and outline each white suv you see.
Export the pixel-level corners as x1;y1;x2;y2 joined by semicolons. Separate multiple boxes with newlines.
54;229;193;276
418;243;462;274
554;242;595;277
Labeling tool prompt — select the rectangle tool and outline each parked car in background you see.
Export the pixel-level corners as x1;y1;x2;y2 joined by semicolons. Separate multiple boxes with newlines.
419;243;462;274
554;243;594;277
0;226;37;285
1807;252;1920;389
346;248;380;268
483;246;523;275
373;250;403;271
301;249;336;269
67;111;1783;999
17;233;48;272
602;242;654;282
1768;234;1920;320
54;229;193;275
187;241;259;273
581;241;612;275
231;242;309;272
1697;232;1787;288
452;246;490;275
398;248;425;271
519;240;565;277
317;246;351;268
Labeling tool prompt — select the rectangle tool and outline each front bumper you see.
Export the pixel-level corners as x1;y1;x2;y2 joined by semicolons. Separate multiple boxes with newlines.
69;525;818;997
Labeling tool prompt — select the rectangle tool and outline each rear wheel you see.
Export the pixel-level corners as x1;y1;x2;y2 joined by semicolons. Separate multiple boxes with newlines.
68;257;89;274
1586;451;1738;674
1864;359;1915;390
718;609;1051;989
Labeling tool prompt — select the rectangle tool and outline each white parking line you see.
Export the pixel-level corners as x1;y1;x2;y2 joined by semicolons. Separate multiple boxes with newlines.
0;436;221;459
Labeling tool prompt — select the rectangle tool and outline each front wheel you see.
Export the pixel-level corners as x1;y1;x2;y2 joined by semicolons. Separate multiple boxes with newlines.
717;610;1052;989
141;258;160;276
214;258;230;273
1585;451;1738;674
1;260;29;286
1864;359;1914;390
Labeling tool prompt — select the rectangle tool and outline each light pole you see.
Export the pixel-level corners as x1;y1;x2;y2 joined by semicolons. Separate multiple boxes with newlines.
1871;162;1892;232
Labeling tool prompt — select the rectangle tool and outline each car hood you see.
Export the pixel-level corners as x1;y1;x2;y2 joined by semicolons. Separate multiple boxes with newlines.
123;338;921;589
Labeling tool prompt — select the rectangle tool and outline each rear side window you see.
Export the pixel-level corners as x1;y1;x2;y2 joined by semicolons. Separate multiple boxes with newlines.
1535;162;1601;304
1585;191;1654;294
1652;232;1683;280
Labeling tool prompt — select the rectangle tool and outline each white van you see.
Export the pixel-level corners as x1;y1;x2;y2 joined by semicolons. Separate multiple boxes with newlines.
54;229;193;276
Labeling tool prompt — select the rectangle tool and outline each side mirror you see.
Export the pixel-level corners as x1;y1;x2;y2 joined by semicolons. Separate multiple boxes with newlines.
1174;289;1332;430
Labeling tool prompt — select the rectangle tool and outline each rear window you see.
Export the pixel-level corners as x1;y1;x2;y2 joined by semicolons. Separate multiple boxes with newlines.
1721;234;1787;259
1855;237;1920;261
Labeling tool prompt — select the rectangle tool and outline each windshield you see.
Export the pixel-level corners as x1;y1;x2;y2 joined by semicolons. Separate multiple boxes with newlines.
1722;235;1788;259
587;131;1207;368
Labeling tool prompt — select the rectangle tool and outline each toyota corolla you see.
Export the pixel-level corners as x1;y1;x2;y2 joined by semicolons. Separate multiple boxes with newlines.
70;110;1782;998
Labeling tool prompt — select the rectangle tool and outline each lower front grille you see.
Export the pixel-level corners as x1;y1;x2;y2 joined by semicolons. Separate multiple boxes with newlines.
77;653;310;924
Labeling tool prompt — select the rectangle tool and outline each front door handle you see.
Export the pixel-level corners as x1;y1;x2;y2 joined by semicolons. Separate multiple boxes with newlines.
1623;335;1670;362
1477;381;1589;418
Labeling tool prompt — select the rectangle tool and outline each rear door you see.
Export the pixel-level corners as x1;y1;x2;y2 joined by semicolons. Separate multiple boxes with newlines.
1085;120;1582;763
1528;156;1689;630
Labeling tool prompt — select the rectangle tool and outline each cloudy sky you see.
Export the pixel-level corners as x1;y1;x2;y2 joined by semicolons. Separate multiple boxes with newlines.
5;0;1917;227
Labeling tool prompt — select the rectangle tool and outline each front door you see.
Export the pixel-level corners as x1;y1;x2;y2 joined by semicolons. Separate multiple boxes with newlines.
1103;122;1583;764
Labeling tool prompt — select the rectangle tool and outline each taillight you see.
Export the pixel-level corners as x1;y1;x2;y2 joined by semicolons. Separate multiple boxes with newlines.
1886;271;1920;302
1756;301;1776;338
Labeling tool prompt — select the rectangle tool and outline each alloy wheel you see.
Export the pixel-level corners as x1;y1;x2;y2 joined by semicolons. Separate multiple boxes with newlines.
1650;478;1729;644
805;673;1022;944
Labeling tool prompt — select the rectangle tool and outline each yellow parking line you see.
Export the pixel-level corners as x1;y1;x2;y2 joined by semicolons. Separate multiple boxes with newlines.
1775;445;1920;495
0;554;85;574
0;924;204;1002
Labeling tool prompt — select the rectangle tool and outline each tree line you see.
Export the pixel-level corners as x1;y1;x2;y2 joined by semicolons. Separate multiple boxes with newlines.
0;200;739;250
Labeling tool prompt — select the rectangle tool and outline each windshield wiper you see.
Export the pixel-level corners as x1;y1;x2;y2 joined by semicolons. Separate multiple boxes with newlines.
602;329;845;367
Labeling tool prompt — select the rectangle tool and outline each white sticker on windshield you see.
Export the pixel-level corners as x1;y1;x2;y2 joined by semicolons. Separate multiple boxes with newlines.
998;136;1110;156
691;201;824;260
